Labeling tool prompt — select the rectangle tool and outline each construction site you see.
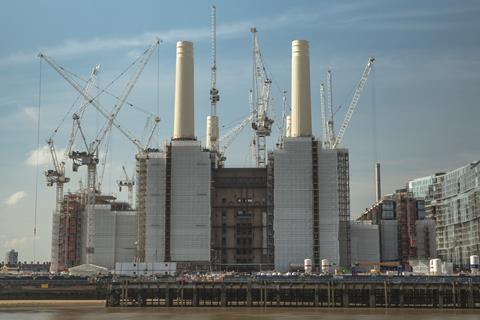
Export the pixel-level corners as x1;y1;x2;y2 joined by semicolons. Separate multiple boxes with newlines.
35;3;480;278
38;6;380;275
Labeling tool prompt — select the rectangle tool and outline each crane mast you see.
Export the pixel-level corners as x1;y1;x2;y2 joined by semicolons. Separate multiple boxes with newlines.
319;83;328;148
250;27;273;167
326;69;336;147
277;90;288;147
210;5;219;116
207;5;220;153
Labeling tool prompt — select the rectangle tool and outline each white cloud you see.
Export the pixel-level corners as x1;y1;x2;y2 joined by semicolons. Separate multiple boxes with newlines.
26;145;51;167
4;236;28;249
26;145;66;167
0;11;320;65
4;191;27;206
23;107;38;121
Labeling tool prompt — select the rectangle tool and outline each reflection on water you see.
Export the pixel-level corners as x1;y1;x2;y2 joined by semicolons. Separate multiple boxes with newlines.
0;301;478;320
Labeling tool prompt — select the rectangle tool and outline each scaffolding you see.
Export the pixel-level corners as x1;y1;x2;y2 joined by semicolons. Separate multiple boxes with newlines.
50;193;83;272
145;151;167;263
337;150;351;267
135;152;148;262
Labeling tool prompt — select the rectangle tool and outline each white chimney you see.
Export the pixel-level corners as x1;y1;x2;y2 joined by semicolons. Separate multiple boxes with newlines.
173;41;195;140
291;40;312;137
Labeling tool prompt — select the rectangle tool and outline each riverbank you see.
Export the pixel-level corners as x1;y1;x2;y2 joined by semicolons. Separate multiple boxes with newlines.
1;303;480;320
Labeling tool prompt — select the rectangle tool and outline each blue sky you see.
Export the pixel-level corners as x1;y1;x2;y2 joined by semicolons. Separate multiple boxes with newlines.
1;0;479;262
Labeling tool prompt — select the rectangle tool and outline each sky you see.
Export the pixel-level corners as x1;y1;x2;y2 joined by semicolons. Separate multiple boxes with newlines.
1;0;479;262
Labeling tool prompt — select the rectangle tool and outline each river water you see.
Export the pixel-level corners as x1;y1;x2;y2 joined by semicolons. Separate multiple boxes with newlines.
0;301;478;320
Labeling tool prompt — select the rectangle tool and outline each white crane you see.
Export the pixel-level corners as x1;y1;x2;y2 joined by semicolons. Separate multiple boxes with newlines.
39;39;160;264
45;65;99;210
331;57;375;148
250;27;274;167
45;64;99;272
117;165;135;207
217;114;253;167
319;83;328;148
276;90;288;147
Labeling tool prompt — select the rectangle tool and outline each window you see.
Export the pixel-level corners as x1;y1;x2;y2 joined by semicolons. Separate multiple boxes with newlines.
237;210;252;218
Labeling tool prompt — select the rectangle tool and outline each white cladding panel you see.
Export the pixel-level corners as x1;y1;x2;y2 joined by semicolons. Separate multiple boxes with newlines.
93;206;116;268
274;137;313;271
171;141;211;262
50;212;61;272
115;214;137;264
381;220;399;261
350;222;380;264
318;148;340;265
80;206;137;270
145;153;167;262
415;219;437;259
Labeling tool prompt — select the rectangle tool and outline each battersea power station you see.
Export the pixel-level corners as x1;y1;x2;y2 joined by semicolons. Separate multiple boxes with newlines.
49;38;352;274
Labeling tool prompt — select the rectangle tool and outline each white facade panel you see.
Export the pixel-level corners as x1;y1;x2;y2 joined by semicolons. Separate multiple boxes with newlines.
381;220;398;261
80;205;137;270
350;222;380;264
171;141;211;262
145;152;167;262
115;214;137;263
274;137;313;271
415;219;436;259
93;206;116;268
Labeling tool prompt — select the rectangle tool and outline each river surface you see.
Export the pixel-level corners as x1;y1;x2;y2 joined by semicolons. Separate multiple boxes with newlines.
0;301;478;320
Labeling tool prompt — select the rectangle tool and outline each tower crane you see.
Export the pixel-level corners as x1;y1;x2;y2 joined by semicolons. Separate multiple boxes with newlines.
331;57;375;149
39;38;160;264
117;165;135;207
250;27;274;167
45;65;100;210
45;64;99;272
206;4;220;153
